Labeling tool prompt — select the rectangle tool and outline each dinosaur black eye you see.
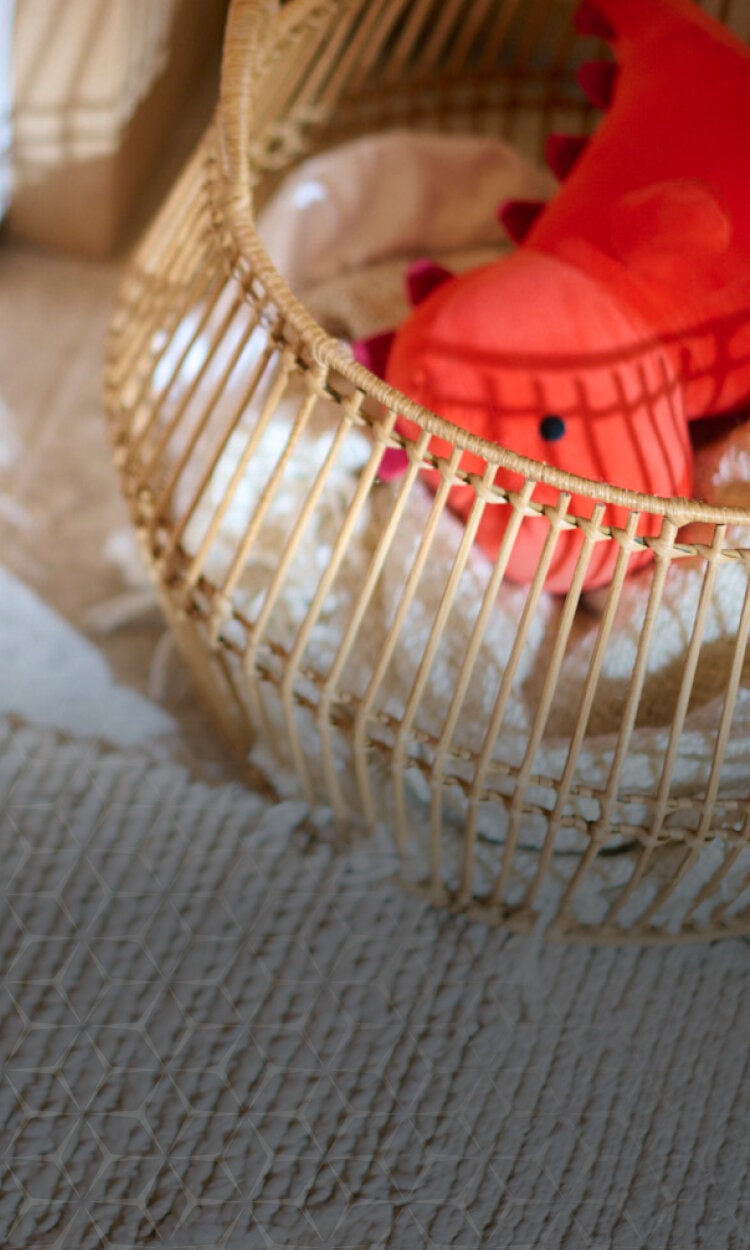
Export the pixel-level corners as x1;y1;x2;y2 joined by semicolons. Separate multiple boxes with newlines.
540;414;566;443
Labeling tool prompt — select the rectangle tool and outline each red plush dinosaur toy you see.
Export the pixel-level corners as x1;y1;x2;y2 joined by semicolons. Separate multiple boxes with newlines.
354;0;750;593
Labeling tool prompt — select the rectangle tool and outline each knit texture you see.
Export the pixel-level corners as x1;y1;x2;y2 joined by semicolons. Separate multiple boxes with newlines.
3;716;750;1249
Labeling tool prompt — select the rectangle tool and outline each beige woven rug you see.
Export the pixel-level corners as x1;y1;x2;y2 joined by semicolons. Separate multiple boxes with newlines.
3;713;750;1250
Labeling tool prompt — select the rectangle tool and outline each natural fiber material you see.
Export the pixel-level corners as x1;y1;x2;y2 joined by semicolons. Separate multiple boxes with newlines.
105;0;750;942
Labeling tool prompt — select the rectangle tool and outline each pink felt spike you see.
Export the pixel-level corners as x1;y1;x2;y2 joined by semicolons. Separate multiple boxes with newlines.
497;199;545;245
574;0;616;41
545;133;589;181
352;330;396;380
577;59;619;109
406;259;454;307
378;446;410;482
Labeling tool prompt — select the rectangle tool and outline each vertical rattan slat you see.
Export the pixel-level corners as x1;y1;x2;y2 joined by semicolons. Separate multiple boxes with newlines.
523;511;640;910
317;430;433;825
493;505;607;906
646;530;725;842
390;464;494;842
279;409;391;802
428;478;537;892
354;445;465;843
696;564;750;833
158;311;269;561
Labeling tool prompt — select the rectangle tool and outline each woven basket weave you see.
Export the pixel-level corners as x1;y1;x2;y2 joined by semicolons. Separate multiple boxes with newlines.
105;0;750;944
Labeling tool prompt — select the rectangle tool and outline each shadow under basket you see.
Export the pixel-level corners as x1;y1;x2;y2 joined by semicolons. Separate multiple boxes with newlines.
105;0;750;945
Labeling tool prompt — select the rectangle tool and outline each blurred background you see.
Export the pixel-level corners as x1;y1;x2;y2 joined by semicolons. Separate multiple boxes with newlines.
0;0;235;776
2;0;229;253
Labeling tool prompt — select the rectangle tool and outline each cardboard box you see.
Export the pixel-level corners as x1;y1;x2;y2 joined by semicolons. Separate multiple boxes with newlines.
5;0;228;256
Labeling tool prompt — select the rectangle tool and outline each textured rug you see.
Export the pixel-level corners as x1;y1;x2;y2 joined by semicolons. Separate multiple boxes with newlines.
3;715;750;1250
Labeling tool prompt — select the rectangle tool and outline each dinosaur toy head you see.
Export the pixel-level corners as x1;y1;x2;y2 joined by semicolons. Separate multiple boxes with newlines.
385;249;690;498
363;250;692;592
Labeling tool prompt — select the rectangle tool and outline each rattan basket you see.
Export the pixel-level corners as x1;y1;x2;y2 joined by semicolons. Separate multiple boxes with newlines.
105;0;750;944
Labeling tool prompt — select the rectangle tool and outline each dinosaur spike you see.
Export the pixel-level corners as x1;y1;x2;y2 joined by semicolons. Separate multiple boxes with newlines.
577;59;619;109
497;199;545;244
378;446;410;482
352;330;396;380
545;133;589;181
574;0;616;41
406;259;454;307
352;333;410;480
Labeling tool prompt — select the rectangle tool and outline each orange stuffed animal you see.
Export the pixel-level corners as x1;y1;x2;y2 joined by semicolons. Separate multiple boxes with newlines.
355;0;750;593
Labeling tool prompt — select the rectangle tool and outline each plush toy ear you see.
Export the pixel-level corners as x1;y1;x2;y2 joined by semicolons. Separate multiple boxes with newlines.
610;180;732;285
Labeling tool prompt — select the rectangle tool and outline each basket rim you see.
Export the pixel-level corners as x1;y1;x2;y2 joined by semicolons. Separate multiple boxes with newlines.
216;0;750;532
